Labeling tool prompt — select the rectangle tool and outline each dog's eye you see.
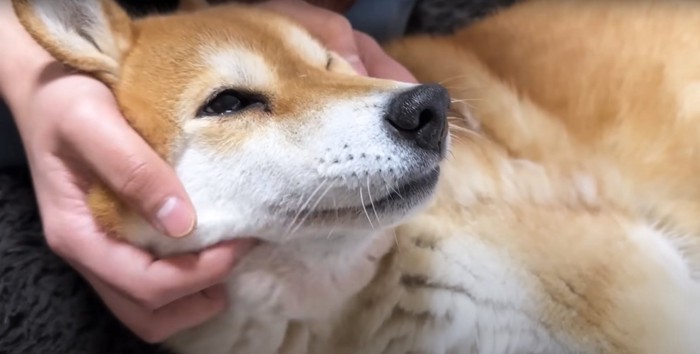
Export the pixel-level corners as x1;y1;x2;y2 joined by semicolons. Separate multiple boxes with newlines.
198;90;265;117
204;92;241;115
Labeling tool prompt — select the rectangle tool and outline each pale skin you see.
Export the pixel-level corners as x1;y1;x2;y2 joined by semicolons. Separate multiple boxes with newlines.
0;0;416;343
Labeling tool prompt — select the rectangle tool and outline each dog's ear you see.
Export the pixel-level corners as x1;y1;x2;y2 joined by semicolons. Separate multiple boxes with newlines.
12;0;133;86
177;0;209;13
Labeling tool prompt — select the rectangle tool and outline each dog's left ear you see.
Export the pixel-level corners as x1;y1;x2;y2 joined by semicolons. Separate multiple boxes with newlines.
12;0;133;86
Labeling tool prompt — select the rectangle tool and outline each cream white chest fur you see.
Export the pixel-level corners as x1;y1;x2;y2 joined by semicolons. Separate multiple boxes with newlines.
167;145;700;354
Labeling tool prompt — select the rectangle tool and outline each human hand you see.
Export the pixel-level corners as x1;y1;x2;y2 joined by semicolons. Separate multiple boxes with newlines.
257;0;418;83
0;3;255;343
9;68;257;343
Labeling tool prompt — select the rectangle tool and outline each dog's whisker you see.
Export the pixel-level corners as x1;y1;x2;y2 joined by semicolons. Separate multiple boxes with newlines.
366;177;381;227
449;126;475;135
325;224;338;240
380;173;403;200
450;98;481;104
392;229;400;250
438;74;474;85
326;197;339;240
391;184;404;200
359;188;375;230
289;179;336;238
284;179;327;239
439;85;478;93
382;177;392;195
455;127;485;141
449;135;466;146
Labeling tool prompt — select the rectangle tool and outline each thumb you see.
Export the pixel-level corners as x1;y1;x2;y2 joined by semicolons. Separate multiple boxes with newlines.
61;84;196;238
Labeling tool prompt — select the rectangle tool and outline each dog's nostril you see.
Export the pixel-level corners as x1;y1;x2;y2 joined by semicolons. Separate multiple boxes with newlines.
418;108;437;130
384;84;450;152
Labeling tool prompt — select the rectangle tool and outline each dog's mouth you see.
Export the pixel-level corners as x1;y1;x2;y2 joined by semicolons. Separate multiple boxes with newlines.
304;167;440;221
358;168;439;212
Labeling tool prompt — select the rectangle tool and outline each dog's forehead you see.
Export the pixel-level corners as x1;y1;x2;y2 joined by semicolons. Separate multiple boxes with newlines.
130;6;328;70
117;6;398;126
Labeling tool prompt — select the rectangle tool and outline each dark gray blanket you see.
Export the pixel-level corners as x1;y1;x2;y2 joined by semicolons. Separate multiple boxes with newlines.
0;1;515;353
0;168;167;354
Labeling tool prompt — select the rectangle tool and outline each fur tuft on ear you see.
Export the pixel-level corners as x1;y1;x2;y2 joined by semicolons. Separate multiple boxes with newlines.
12;0;132;86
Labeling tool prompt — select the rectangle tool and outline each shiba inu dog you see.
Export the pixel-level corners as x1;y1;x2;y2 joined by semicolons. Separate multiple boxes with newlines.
12;0;700;353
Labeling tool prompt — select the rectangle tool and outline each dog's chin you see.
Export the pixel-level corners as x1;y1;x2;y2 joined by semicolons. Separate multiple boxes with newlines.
345;167;440;219
281;168;441;235
224;169;441;320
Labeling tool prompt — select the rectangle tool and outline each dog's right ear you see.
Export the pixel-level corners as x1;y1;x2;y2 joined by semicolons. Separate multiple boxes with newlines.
12;0;133;86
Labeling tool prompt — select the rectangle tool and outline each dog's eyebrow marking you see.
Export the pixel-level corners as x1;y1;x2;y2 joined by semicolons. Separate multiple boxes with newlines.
202;46;275;91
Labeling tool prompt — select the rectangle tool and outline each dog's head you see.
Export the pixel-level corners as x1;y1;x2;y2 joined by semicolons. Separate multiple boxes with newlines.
14;0;450;254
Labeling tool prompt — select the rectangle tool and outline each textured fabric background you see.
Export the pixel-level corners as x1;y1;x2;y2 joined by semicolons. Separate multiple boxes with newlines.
0;168;169;354
0;1;515;353
407;0;518;34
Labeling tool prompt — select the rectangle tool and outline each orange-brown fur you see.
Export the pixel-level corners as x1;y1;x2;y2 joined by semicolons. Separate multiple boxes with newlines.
378;0;700;350
389;0;700;243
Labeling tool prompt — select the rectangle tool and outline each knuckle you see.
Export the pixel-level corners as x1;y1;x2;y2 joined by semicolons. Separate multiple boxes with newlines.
323;15;353;38
68;98;101;118
65;99;104;126
131;287;167;310
55;100;101;136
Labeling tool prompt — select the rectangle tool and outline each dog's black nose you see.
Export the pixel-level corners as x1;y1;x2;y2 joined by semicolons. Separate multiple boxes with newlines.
384;84;450;153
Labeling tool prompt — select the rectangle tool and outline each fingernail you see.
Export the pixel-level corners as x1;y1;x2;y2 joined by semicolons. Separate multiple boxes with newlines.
344;54;368;76
155;196;196;238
